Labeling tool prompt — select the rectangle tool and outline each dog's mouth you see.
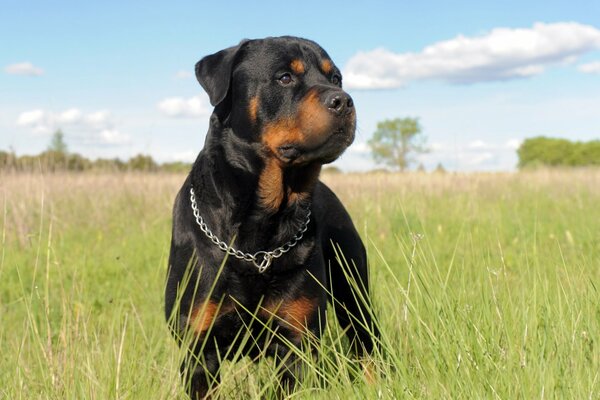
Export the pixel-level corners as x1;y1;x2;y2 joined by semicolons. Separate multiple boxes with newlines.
275;127;355;166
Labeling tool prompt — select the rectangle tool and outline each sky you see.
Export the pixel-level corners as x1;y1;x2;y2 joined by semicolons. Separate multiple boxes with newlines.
2;0;600;171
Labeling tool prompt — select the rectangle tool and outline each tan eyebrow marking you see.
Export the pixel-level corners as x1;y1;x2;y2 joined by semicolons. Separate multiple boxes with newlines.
321;59;333;74
248;96;259;123
290;59;305;74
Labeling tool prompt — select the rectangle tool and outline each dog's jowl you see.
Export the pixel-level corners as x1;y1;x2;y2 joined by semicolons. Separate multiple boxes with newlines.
164;36;379;399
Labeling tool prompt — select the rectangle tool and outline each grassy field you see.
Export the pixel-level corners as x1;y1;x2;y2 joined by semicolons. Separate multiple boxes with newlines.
1;170;599;399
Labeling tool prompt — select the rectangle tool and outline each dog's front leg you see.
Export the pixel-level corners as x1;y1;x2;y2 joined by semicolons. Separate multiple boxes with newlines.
273;342;304;397
181;347;220;400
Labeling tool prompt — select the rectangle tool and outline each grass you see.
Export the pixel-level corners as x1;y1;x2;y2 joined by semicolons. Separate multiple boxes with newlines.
1;169;599;399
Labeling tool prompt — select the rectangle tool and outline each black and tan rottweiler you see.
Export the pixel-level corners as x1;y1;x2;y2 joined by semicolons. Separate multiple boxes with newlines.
165;36;378;399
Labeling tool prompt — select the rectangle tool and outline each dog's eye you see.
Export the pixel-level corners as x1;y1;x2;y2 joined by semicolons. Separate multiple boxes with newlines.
278;73;293;86
331;74;342;86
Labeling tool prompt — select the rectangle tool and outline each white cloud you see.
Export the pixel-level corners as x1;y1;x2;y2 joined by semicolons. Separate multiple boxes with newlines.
16;109;56;134
157;94;210;118
4;62;44;76
344;22;600;89
17;109;45;127
464;152;494;166
85;110;111;128
16;108;130;145
505;138;523;149
413;139;523;171
57;108;83;124
333;137;522;171
169;150;197;162
174;70;193;79
347;141;370;155
97;129;130;145
468;140;487;149
332;149;377;172
337;138;518;171
429;142;444;151
578;61;600;74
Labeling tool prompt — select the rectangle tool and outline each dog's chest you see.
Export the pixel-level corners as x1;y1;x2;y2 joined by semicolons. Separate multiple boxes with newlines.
204;268;322;355
211;254;318;313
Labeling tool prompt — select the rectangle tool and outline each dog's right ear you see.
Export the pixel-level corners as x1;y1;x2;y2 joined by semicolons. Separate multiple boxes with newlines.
195;41;247;107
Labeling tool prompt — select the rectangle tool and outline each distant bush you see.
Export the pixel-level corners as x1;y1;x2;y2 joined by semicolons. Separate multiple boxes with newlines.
517;137;600;168
127;154;157;171
322;166;343;174
161;161;192;173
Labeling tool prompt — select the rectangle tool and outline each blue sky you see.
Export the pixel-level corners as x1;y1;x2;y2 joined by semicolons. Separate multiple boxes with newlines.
2;0;600;171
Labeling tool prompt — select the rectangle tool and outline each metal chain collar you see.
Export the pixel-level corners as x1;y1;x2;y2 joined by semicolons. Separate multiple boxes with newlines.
189;187;311;273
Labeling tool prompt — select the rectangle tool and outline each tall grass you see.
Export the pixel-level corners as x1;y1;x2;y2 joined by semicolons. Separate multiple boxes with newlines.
1;170;598;399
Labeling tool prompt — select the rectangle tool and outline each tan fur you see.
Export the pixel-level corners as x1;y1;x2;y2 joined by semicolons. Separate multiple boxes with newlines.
261;297;317;338
321;59;333;74
190;301;219;335
258;157;285;211
258;89;334;210
290;59;305;74
262;89;332;154
248;96;259;124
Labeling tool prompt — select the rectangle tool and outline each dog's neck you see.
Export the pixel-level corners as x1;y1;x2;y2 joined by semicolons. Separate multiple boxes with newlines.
257;157;321;212
191;116;321;218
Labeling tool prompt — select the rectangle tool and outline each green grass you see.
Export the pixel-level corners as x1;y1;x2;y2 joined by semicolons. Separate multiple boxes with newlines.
1;170;599;399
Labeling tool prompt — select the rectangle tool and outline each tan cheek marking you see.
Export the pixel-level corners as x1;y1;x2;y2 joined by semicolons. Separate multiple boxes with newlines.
262;119;302;152
257;91;331;210
260;119;303;210
321;59;333;74
262;118;305;165
248;96;259;123
261;89;331;153
290;59;305;75
298;89;332;145
260;118;323;209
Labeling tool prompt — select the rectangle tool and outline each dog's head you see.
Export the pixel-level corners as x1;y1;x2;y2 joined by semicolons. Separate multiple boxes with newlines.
196;36;355;167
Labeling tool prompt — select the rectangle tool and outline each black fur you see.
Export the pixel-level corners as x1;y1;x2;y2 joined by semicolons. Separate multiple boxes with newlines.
165;36;378;399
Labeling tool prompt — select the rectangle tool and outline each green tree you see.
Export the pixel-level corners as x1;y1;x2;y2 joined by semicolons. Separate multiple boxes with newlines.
48;129;68;154
434;163;446;173
368;117;427;171
517;136;600;168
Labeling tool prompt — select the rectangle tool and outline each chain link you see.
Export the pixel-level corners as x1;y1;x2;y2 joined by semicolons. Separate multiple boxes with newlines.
189;187;311;273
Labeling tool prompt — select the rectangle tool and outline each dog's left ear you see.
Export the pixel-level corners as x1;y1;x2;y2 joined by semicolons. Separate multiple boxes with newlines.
195;40;248;107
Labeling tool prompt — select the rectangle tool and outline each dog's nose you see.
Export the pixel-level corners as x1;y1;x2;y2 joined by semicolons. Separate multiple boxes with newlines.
326;92;353;115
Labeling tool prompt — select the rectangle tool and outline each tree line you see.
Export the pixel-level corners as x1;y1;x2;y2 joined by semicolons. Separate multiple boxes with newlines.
2;128;598;173
0;130;190;172
0;150;191;172
517;136;600;168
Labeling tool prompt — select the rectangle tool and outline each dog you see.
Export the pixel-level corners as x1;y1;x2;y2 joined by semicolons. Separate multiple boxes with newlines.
165;36;378;399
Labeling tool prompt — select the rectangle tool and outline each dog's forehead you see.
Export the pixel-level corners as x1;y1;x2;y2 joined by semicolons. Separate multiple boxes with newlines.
242;37;336;71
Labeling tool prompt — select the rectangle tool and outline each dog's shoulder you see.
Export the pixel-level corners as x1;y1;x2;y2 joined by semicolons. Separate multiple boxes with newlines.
171;176;194;246
313;180;352;224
